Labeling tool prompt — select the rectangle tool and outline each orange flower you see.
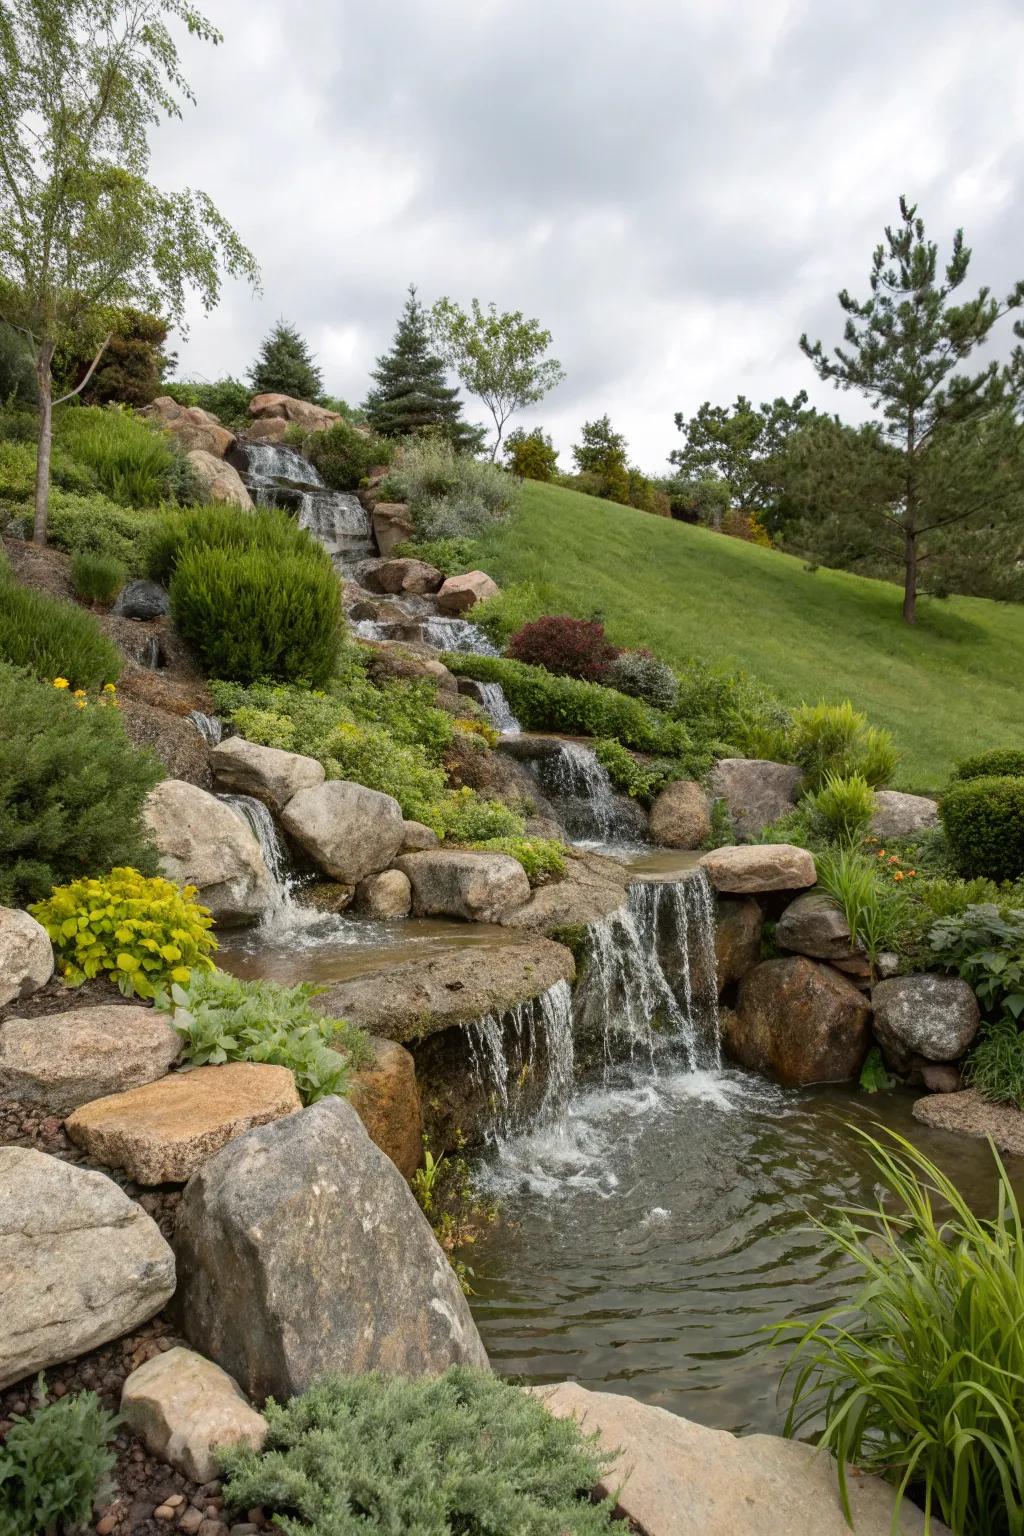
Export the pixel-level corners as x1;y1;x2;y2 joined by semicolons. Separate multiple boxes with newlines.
877;849;887;859
907;869;917;878
893;870;905;881
888;854;900;864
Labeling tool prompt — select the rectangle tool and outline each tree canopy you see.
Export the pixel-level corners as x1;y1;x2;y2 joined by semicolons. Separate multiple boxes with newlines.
669;392;817;513
248;319;322;401
504;426;559;482
364;285;481;451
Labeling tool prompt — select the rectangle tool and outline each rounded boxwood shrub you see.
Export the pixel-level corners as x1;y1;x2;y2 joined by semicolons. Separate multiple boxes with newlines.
953;748;1024;783
0;555;122;689
507;615;620;683
606;649;679;710
941;775;1024;882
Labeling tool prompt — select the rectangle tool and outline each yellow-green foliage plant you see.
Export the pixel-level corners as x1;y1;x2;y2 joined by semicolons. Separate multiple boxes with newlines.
31;867;217;999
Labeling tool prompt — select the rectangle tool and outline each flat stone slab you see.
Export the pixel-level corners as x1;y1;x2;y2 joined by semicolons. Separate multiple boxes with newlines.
0;1148;175;1390
700;843;816;894
65;1063;301;1184
912;1089;1024;1155
121;1346;267;1483
533;1382;943;1535
499;849;629;934
0;1004;181;1116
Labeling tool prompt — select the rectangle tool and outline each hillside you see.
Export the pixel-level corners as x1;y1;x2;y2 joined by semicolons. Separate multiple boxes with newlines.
474;480;1024;791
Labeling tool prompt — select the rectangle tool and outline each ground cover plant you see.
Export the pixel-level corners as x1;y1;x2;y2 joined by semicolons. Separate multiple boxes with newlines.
44;490;161;575
468;835;566;885
218;1367;618;1536
776;1130;1024;1536
0;1381;118;1536
930;903;1024;1108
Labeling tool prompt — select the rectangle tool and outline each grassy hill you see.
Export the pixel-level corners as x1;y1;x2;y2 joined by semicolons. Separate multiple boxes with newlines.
474;480;1024;792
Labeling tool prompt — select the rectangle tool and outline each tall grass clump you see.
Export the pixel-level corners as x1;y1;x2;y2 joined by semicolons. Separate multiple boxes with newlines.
381;437;519;538
776;1129;1024;1536
814;845;905;964
71;550;126;605
805;770;876;846
787;700;898;789
55;404;178;506
0;554;122;689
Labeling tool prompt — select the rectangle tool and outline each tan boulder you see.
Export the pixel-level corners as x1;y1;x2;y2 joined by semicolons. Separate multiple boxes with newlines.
699;843;816;894
354;868;412;918
371;502;415;557
281;780;406;884
140;397;235;458
435;570;499;614
870;790;939;840
348;1037;423;1179
649;780;712;849
373;557;444;595
121;1347;267;1483
0;906;53;1008
912;1089;1024;1155
0;1005;181;1116
65;1063;301;1185
210;735;325;815
401;820;441;851
186;449;254;509
775;890;854;960
144;779;274;926
714;897;762;993
243;415;289;443
396;848;531;922
248;393;341;432
727;956;872;1085
709;758;803;840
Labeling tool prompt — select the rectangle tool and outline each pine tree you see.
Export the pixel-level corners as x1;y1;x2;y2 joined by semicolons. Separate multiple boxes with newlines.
248;319;323;401
364;286;480;449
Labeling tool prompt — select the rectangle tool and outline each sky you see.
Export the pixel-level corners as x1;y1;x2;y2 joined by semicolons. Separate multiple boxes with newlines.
154;0;1024;470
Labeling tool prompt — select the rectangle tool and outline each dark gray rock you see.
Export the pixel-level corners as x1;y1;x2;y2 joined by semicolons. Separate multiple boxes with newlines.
112;579;170;620
871;974;980;1071
173;1098;488;1403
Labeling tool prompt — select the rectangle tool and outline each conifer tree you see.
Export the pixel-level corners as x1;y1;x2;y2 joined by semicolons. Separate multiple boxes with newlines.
364;286;480;449
248;319;323;401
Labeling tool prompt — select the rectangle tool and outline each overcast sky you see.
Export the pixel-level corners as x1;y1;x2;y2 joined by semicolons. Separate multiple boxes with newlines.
154;0;1024;469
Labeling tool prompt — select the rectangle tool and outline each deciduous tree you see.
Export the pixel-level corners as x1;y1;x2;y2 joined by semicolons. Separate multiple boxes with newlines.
670;392;814;518
503;426;559;481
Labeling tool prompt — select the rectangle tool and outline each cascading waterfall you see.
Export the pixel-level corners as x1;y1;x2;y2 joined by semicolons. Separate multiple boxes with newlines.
526;740;642;845
241;443;375;570
473;682;520;734
421;616;500;656
245;442;324;493
220;792;336;945
187;710;223;746
465;980;575;1142
220;793;292;894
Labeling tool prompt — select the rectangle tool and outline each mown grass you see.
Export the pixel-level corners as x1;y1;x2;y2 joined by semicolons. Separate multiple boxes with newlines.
474;480;1024;790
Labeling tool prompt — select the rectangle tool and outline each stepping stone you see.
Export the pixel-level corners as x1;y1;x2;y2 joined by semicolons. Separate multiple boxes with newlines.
65;1063;301;1184
0;1004;181;1116
912;1088;1024;1156
121;1346;267;1482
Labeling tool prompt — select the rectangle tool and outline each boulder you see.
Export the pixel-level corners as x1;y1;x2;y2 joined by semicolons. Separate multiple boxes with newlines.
728;956;872;1085
397;849;531;922
0;907;53;1009
210;736;325;815
112;578;170;620
917;1060;963;1094
173;1097;488;1403
714;897;763;993
533;1382;941;1536
435;571;499;614
313;935;575;1043
363;643;459;694
281;780;406;884
649;780;712;849
0;1005;181;1116
65;1063;301;1185
140;397;235;458
243;415;289;443
871;974;980;1071
186;449;254;509
373;557;444;596
295;880;355;914
371;502;415;557
144;779;274;926
699;843;816;895
401;820;440;851
913;1089;1024;1156
354;868;412;918
120;1347;267;1483
0;1148;175;1390
709;758;803;840
870;790;940;840
499;849;629;934
348;1037;423;1179
775;890;854;960
248;393;342;432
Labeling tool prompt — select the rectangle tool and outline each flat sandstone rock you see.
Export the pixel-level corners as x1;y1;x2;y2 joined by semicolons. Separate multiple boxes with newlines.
912;1088;1024;1156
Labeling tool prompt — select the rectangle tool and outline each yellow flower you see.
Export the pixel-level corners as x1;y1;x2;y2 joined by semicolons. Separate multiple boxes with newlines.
103;682;117;694
73;689;87;698
75;699;87;709
893;870;905;882
53;677;69;689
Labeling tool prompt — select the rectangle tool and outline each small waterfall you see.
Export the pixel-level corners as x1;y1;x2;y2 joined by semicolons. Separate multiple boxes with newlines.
465;981;575;1142
245;442;324;493
526;740;643;845
298;489;372;560
421;617;500;656
475;682;520;734
241;444;375;571
187;710;223;746
221;793;292;894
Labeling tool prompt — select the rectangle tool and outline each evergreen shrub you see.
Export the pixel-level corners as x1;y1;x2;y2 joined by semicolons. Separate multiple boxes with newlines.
953;748;1024;783
147;503;313;585
55;404;179;506
305;419;390;490
787;700;897;789
71;549;126;605
47;489;157;574
0;1384;118;1536
941;777;1024;882
606;649;679;710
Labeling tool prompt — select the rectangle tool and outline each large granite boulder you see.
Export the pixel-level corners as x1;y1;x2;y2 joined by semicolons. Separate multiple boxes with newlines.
348;1037;423;1179
121;1347;267;1483
714;897;763;993
649;780;712;849
396;849;531;922
243;415;289;444
65;1063;301;1184
775;890;854;961
144;779;274;926
281;781;406;884
354;868;412;918
0;906;53;1009
870;790;940;840
371;502;415;557
913;1089;1024;1156
140;396;235;458
186;449;254;509
0;1149;175;1390
0;1005;181;1116
248;393;342;432
173;1097;488;1403
401;820;441;851
210;736;325;815
872;974;980;1071
499;849;629;934
534;1382;941;1536
727;956;872;1085
112;578;170;620
699;843;816;894
372;557;444;596
313;935;575;1043
436;571;499;613
708;759;803;840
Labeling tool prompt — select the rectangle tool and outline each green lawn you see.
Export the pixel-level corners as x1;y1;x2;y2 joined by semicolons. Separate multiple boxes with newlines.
474;480;1024;792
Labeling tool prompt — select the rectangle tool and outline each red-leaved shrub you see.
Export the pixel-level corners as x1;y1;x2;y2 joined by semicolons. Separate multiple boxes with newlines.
506;615;620;682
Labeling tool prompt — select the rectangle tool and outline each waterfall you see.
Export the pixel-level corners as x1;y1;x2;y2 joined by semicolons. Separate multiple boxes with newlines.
465;980;575;1142
468;681;520;734
221;793;292;893
187;710;223;746
526;740;643;845
245;442;323;492
241;444;375;571
420;616;500;656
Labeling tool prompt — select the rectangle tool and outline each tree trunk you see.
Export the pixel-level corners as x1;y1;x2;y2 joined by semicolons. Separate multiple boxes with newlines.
32;338;56;546
902;526;917;624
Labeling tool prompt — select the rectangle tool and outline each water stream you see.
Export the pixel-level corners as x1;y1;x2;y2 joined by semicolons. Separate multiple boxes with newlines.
220;792;359;947
512;738;646;847
241;443;375;570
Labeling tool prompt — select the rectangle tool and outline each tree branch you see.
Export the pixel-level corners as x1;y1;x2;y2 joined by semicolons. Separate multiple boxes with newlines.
53;332;112;405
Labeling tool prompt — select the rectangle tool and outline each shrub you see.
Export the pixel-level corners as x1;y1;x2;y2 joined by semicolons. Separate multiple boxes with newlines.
437;788;524;842
964;1015;1024;1109
503;425;559;481
814;846;906;964
380;435;519;538
787;700;898;789
776;1130;1024;1536
218;1367;617;1536
391;535;478;575
0;558;122;689
0;1382;118;1536
304;419;390;490
171;543;344;687
470;580;549;647
163;376;251;428
805;770;876;846
322;720;450;826
156;970;371;1102
46;488;159;575
594;737;677;800
929;903;1024;1021
147;503;316;586
941;776;1024;882
606;649;679;711
469;835;566;885
71;549;126;605
953;747;1024;783
32;868;215;998
507;615;620;682
55;404;180;506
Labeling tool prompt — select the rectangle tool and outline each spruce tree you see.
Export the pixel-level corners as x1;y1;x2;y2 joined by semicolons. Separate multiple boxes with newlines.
248;319;323;401
364;285;479;448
